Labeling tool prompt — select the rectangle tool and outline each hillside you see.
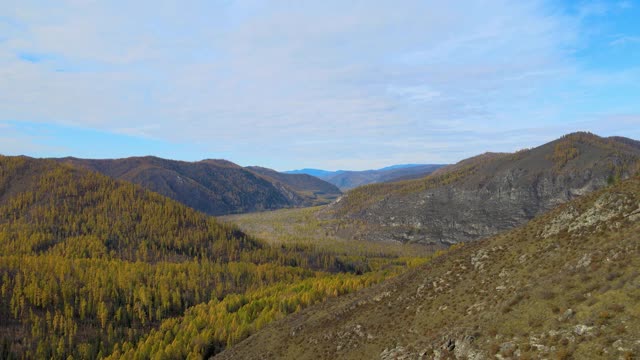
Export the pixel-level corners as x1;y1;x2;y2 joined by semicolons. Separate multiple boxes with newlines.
324;132;640;245
287;164;446;190
59;156;339;216
216;174;640;360
0;156;423;359
246;166;341;205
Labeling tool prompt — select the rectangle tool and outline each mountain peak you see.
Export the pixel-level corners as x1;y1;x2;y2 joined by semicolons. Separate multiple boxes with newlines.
324;132;640;244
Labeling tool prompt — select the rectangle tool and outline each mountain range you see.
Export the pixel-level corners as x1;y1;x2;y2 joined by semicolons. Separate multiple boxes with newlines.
58;156;341;216
286;164;446;190
1;131;640;359
322;132;640;245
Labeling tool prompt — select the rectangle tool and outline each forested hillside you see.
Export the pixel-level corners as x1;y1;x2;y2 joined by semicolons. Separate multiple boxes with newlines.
0;156;426;359
59;156;339;216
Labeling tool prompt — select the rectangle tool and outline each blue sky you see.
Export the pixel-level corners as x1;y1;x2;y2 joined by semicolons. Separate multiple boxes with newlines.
1;0;639;171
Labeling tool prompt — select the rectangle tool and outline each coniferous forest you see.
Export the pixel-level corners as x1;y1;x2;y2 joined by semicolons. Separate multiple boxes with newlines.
3;2;640;357
0;156;429;359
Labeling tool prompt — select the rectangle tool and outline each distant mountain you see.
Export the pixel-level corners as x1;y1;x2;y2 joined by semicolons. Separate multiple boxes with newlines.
285;168;342;178
323;132;640;245
246;166;341;205
378;163;427;171
286;164;446;190
218;171;640;360
58;156;340;216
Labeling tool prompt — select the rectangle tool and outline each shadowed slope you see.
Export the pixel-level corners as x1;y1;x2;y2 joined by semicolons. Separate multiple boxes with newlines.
246;166;341;205
60;156;339;216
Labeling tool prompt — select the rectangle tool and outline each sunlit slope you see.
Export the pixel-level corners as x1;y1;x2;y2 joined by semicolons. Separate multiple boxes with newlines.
218;175;640;359
0;156;409;359
324;132;640;245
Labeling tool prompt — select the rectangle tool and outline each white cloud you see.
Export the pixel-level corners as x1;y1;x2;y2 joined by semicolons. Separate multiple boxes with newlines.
0;0;639;169
610;35;640;46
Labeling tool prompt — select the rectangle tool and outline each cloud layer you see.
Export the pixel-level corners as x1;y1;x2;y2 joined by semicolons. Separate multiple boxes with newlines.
1;0;639;169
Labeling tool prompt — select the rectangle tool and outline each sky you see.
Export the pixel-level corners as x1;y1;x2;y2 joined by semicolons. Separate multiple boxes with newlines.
1;0;639;171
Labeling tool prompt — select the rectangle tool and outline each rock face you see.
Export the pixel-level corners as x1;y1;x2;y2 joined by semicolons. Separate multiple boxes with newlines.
326;132;640;245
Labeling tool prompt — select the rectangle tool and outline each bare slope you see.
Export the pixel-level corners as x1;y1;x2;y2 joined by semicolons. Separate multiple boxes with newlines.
217;174;640;360
325;132;640;245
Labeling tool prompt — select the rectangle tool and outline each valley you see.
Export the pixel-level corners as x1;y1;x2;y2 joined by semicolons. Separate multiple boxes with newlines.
3;4;640;359
217;172;640;359
287;164;446;190
0;156;429;359
0;132;638;359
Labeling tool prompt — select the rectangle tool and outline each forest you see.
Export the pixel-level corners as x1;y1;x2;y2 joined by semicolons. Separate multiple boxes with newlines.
0;156;431;359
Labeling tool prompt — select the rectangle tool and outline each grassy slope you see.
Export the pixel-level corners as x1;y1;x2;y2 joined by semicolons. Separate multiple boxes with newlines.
220;206;439;257
217;175;640;360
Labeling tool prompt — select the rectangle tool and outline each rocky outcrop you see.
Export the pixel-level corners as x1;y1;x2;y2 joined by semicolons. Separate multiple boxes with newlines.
215;174;640;360
326;133;640;245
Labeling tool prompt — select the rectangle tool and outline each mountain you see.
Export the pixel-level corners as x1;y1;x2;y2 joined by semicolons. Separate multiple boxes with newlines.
0;155;390;359
324;164;446;190
58;156;340;216
378;164;426;171
286;164;446;190
285;168;341;178
323;132;640;245
0;156;262;262
246;166;341;205
216;173;640;360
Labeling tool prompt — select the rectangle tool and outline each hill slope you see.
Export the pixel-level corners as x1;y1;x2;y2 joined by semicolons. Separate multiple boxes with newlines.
0;156;424;359
287;164;446;190
0;156;262;261
59;156;339;216
0;156;384;358
324;132;640;245
217;174;640;360
246;166;341;205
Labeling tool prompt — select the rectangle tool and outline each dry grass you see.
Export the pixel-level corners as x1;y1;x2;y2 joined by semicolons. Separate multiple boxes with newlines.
216;176;640;360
